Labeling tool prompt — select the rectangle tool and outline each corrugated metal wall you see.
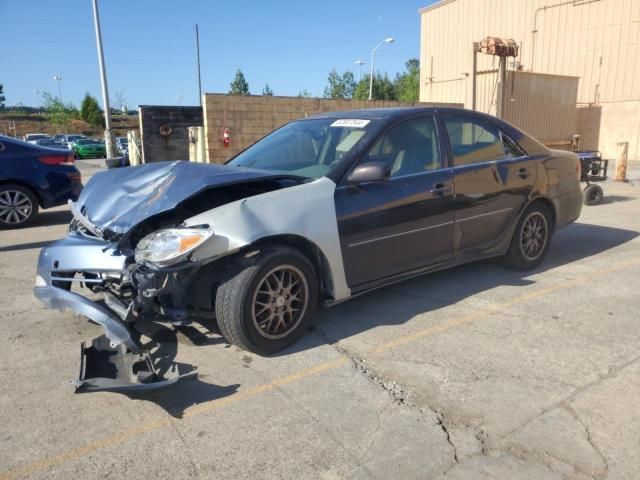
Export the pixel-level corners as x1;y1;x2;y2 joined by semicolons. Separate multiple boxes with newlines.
419;0;640;105
501;72;579;143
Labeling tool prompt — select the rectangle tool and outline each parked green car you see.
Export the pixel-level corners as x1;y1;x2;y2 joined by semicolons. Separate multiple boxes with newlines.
73;139;106;159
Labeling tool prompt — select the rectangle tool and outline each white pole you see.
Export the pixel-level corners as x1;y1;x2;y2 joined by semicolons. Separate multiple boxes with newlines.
92;0;115;159
368;38;394;101
195;24;202;107
368;48;376;101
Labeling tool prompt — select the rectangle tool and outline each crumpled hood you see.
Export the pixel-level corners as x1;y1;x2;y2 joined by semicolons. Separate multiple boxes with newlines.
75;161;299;237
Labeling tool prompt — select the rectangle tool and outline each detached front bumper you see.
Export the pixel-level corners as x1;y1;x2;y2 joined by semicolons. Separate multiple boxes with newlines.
33;233;186;391
33;233;141;350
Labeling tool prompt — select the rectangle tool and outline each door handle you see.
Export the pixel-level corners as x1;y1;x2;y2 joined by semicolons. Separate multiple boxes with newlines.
516;168;529;179
430;183;452;194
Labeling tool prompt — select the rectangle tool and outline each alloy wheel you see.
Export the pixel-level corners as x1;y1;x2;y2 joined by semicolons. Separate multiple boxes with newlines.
251;265;309;340
520;211;548;261
0;190;33;225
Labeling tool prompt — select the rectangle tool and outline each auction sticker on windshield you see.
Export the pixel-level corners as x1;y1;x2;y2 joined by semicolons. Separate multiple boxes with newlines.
330;119;370;128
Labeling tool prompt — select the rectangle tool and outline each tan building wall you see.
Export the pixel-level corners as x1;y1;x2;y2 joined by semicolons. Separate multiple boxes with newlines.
202;94;461;164
420;0;640;160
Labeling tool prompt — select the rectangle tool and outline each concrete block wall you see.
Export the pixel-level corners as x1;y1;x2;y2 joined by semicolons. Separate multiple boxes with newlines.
203;94;461;164
139;106;203;163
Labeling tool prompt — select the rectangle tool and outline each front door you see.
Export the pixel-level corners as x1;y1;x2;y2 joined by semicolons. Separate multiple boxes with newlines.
439;113;538;255
335;115;455;290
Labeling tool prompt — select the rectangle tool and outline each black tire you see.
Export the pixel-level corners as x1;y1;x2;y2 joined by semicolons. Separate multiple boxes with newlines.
503;203;552;271
583;184;603;206
215;246;319;355
0;184;39;229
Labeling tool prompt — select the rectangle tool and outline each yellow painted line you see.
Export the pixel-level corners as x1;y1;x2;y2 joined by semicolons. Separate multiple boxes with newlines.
1;257;639;480
0;357;348;480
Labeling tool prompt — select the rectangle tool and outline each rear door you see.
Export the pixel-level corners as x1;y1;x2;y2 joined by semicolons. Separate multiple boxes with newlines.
335;115;455;289
439;113;537;255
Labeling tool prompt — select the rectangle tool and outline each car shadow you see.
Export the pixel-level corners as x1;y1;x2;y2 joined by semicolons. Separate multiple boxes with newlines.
275;222;639;356
111;320;238;418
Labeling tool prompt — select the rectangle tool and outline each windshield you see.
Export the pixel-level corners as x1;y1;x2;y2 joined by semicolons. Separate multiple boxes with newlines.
228;118;377;179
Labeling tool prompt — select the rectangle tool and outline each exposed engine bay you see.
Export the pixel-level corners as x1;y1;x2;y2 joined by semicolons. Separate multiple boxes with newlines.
34;161;348;391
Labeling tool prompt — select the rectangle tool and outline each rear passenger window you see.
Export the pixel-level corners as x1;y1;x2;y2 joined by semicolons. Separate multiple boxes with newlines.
442;116;504;166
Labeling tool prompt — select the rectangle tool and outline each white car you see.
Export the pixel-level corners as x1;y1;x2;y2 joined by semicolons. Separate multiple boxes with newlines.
24;133;51;144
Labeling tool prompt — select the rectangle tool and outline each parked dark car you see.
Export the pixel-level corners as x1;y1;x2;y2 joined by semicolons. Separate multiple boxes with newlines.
33;139;70;150
63;134;85;147
34;107;582;390
0;135;82;228
24;133;51;143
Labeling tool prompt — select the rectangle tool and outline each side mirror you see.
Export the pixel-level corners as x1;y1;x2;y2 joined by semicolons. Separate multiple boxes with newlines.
347;162;390;185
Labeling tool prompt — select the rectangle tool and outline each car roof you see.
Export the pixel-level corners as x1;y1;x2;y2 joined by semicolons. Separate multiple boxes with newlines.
306;106;501;121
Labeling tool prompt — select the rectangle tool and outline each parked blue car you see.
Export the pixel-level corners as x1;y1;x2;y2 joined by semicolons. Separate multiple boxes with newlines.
0;135;82;228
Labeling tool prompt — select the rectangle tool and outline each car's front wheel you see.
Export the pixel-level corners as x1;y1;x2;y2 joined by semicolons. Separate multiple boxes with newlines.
215;246;319;355
0;184;39;229
503;203;552;270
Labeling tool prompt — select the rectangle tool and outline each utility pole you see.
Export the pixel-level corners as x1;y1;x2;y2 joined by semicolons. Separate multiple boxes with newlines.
355;59;365;82
91;0;116;159
195;24;203;107
34;89;41;114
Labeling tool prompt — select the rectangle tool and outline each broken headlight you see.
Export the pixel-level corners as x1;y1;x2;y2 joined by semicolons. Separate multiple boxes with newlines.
134;228;214;266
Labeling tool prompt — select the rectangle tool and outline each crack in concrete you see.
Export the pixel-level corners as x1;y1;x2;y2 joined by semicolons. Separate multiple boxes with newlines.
499;353;640;443
561;402;609;479
310;324;637;480
326;338;464;473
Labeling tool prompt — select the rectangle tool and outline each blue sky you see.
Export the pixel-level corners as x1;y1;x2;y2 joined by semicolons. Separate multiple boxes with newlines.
0;0;435;109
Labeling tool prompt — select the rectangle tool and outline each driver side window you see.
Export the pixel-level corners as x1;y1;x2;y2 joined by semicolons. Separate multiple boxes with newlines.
362;116;441;178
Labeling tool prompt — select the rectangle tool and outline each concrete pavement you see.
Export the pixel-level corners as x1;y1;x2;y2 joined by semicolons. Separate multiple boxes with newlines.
0;162;639;479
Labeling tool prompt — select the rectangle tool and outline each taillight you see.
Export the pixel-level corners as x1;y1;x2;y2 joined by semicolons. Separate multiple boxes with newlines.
38;154;75;166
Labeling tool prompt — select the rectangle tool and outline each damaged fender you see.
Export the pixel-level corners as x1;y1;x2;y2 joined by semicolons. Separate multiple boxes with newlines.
184;176;351;302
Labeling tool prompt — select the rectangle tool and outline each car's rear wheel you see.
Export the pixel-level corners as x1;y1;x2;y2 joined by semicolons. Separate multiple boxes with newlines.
0;184;39;229
215;246;319;355
503;203;552;270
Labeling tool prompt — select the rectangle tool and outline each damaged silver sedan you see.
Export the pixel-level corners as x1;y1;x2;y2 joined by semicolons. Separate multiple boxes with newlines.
34;107;583;391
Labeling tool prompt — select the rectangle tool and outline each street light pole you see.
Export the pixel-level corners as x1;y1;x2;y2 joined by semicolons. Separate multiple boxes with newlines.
91;0;116;159
53;75;63;101
355;59;365;82
368;37;394;101
34;89;41;113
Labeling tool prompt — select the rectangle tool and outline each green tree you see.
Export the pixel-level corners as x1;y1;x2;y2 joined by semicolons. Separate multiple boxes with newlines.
394;58;420;102
79;93;105;129
229;69;250;95
0;83;5;109
262;83;274;96
353;73;397;101
297;89;313;98
42;92;78;130
323;69;356;99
